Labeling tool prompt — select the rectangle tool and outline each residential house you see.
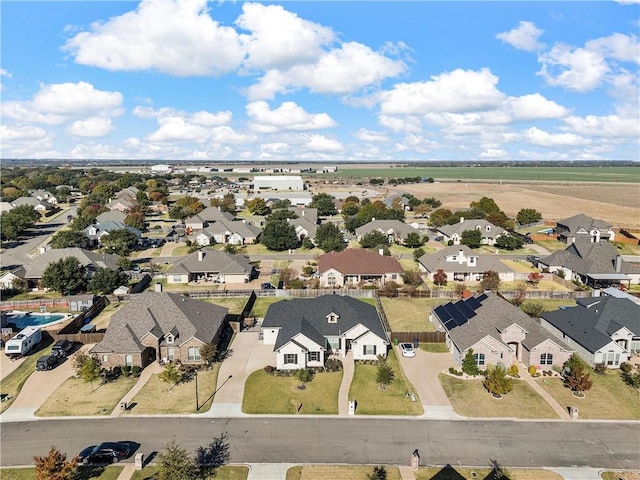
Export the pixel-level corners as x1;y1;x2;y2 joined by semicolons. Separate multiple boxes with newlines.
537;240;640;288
30;189;58;205
184;207;235;232
194;218;261;246
166;249;256;284
0;266;25;290
540;297;640;368
91;291;228;369
21;247;120;290
107;197;137;213
96;210;127;224
317;249;404;288
355;219;419;245
11;196;49;213
261;294;389;370
436;218;506;246
383;194;410;210
84;221;142;247
555;213;615;244
0;202;14;213
431;292;573;370
288;207;319;242
418;245;515;283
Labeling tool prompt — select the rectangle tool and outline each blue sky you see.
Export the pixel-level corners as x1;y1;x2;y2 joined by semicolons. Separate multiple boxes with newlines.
1;0;639;162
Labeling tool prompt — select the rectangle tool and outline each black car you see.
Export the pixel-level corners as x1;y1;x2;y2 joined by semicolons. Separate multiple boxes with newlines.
261;282;276;289
51;339;75;358
36;355;58;371
78;442;131;464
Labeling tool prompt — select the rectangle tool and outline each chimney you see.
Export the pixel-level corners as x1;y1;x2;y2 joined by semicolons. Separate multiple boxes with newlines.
198;250;204;261
459;217;465;224
615;255;622;273
458;249;464;264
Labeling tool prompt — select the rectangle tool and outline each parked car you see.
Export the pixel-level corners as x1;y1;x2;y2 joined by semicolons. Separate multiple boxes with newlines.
36;354;59;371
51;339;75;358
78;442;132;465
399;342;416;358
261;282;276;290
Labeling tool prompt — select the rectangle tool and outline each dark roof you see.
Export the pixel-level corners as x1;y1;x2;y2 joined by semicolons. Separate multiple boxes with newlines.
437;219;505;238
539;240;640;276
92;292;228;354
355;219;417;239
262;295;388;350
556;214;612;234
541;297;640;353
318;249;403;275
24;248;120;278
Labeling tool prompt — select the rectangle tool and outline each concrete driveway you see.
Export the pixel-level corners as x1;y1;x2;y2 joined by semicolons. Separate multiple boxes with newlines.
0;354;26;381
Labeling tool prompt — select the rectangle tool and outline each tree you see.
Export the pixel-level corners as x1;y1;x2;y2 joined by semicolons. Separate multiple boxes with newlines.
429;208;452;228
403;231;424;248
433;269;448;286
210;193;236;214
376;359;394;390
527;272;543;287
512;281;528;306
124;209;146;231
271;199;292;209
309;192;337;216
267;209;297;221
78;355;101;392
260;219;299;251
0;205;40;241
462;349;481;376
301;236;315;249
34;445;77;480
470;196;502;215
480;270;500;291
88;268;130;295
401;269;423;286
156;439;200;480
521;301;546;318
199;342;218;366
314;223;345;252
49;230;88;249
245;198;270;216
460;229;482;249
341;201;360;216
368;466;388;480
517;208;542;225
563;363;593;396
483;364;513;396
413;247;425;263
412;203;431;218
296;368;312;388
360;230;389;249
159;362;183;391
41;257;88;295
100;229;138;256
495;234;524;250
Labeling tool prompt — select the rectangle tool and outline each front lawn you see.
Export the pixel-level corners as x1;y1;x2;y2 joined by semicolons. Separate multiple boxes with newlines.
611;242;640;255
536;370;640;420
0;467;124;480
286;465;403;480
438;373;559;419
415;467;563;480
130;465;249;480
243;368;342;414
36;376;139;417
380;298;447;332
348;351;423;415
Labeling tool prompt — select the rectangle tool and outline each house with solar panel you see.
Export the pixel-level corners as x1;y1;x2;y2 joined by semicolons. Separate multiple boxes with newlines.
430;292;573;371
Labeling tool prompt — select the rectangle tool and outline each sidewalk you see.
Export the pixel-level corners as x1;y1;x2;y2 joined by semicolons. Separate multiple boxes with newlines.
111;362;162;416
337;351;354;415
517;364;571;420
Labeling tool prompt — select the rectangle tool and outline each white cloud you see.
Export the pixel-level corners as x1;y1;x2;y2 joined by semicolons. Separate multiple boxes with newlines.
379;68;505;115
148;116;210;143
63;0;244;76
479;148;509;159
537;44;609;92
496;21;544;52
190;110;232;127
586;33;640;64
246;101;336;133
562;114;640;138
210;126;256;144
353;128;390;143
524;126;589;146
505;93;568;121
68;117;114;137
0;124;48;142
303;134;343;152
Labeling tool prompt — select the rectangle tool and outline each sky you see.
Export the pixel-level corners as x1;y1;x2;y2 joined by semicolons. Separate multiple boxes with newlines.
1;0;639;163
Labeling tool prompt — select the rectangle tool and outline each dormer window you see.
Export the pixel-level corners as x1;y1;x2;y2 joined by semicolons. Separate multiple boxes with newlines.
327;312;339;324
165;333;175;344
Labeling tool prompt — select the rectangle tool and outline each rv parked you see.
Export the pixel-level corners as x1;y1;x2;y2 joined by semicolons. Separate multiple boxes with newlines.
4;326;42;357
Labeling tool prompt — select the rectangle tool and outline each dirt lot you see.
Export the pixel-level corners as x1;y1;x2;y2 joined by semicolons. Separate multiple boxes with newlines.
391;182;640;227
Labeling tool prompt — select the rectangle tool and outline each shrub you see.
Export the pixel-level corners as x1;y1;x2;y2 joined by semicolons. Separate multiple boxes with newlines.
131;366;140;377
620;362;633;373
594;362;607;374
483;364;513;396
121;365;131;377
528;365;537;376
507;364;519;377
461;349;481;376
263;365;276;375
448;367;463;376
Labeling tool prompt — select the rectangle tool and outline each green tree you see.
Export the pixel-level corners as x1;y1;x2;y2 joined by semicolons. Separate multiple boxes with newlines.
360;230;389;249
495;234;524;250
341;201;360;216
470;196;502;215
159;362;183;391
34;445;77;480
74;354;101;392
301;236;315;249
41;257;88;294
376;359;395;390
199;343;218;366
460;229;482;248
156;439;200;480
413;247;426;263
296;368;313;388
271;199;291;209
267;209;298;221
403;231;424;248
88;268;130;295
101;229;138;256
260;219;299;251
210;193;236;214
315;223;346;252
462;349;481;376
483;364;513;396
521;301;546;317
517;208;542;225
309;192;337;216
49;230;88;249
246;198;270;216
429;208;453;228
480;270;501;291
0;205;40;241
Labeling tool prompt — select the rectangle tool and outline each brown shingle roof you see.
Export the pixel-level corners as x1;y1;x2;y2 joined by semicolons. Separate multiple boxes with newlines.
318;249;403;275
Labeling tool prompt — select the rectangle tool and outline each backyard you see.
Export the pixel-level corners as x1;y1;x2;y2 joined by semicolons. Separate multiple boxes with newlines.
380;297;448;332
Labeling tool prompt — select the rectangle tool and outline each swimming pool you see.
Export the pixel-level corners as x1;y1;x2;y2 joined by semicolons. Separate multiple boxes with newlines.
4;313;66;329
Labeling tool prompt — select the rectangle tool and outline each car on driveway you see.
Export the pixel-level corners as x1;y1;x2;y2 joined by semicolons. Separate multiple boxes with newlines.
78;442;131;464
36;354;59;371
399;342;416;358
51;339;75;358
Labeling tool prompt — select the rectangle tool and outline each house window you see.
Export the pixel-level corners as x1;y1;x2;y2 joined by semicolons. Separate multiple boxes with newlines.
125;355;133;367
606;351;620;366
188;347;201;362
167;348;175;361
165;334;174;345
327;313;338;324
172;276;183;283
102;355;108;363
284;354;298;364
363;345;377;356
540;353;553;365
327;273;336;286
326;337;339;351
308;352;320;362
391;274;397;279
473;353;485;366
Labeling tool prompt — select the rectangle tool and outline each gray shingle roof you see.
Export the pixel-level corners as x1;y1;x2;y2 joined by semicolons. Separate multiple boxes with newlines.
186;207;235;225
96;210;127;223
203;218;261;238
355;220;417;239
24;248;120;279
418;245;513;274
541;297;640;353
539;240;640;276
92;292;228;354
437;219;505;238
167;249;255;276
262;295;388;350
556;214;612;235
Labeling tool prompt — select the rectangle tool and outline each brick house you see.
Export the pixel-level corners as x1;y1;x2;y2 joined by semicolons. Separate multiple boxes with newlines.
317;249;404;288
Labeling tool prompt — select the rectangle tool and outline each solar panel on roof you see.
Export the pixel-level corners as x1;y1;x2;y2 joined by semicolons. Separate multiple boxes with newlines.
455;300;475;318
433;305;451;322
465;297;481;310
451;306;468;327
443;318;457;330
456;316;468;327
477;293;488;302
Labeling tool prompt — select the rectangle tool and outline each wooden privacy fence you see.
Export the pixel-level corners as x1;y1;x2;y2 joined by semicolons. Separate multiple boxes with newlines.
390;332;446;344
0;297;71;311
53;296;108;344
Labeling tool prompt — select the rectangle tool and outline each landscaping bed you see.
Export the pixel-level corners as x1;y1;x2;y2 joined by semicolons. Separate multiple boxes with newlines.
130;465;249;480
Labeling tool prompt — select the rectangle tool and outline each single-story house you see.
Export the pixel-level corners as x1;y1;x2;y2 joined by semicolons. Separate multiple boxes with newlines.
91;291;228;369
107;197;137;213
0;266;25;290
261;294;389;370
540;297;640;368
355;219;419;245
11;196;49;213
194;219;261;246
318;249;404;288
418;245;515;283
431;292;573;370
166;249;256;284
185;207;235;232
383;194;411;210
436;218;506;246
555;213;615;244
96;210;127;224
84;221;142;247
30;189;58;205
537;240;640;288
287;207;319;242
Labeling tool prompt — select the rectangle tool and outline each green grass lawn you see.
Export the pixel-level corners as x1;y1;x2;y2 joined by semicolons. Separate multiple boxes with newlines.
475;245;539;255
243;368;342;414
521;298;576;312
348;351;423;415
438;373;559;419
501;259;538;273
380;298;447;332
0;467;124;480
611;242;640;255
36;376;139;417
130;465;249;480
171;245;190;255
127;366;220;414
534;240;567;252
536;371;640;420
419;343;449;353
286;465;403;480
500;279;572;292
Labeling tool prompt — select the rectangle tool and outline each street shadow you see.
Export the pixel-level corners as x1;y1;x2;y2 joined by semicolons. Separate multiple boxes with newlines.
428;464;467;479
196;431;230;476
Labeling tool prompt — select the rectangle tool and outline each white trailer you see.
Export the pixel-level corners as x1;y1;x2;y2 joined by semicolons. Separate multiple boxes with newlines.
4;326;42;357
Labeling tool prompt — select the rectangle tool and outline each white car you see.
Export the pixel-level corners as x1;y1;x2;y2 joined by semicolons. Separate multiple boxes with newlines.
399;342;416;358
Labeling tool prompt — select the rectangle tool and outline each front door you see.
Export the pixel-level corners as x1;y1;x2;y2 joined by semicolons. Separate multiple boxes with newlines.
345;339;352;352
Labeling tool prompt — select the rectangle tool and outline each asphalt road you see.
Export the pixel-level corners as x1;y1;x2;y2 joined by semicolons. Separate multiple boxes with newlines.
1;417;638;469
